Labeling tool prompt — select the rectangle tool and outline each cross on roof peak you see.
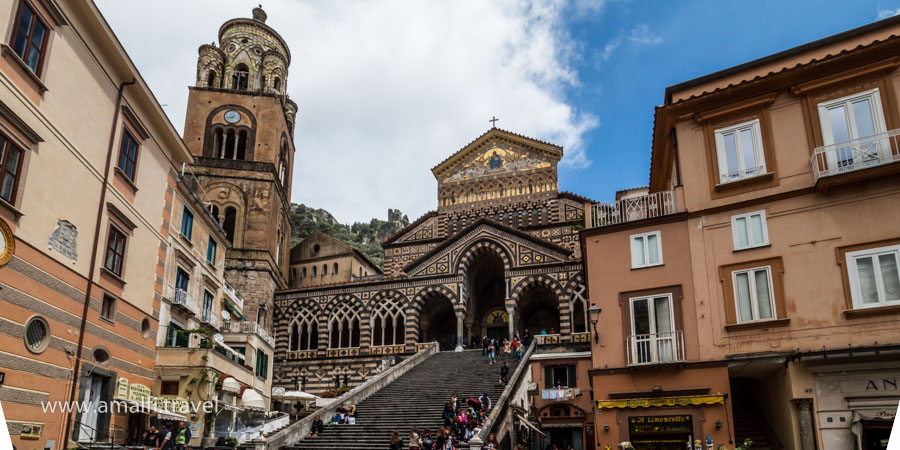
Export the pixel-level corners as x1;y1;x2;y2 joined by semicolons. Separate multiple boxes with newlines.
489;116;499;128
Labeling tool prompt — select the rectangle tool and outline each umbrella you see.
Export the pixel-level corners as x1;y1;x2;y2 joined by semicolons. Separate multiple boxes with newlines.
274;390;319;401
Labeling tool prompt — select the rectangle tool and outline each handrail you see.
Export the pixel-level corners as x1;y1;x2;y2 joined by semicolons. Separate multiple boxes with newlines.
468;340;537;449
588;190;677;228
73;420;127;449
259;343;439;450
811;128;900;181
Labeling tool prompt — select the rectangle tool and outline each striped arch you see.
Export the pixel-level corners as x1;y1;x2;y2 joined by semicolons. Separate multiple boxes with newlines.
411;284;460;344
324;294;367;348
511;274;566;334
563;273;587;334
454;239;514;274
370;289;413;346
275;298;322;353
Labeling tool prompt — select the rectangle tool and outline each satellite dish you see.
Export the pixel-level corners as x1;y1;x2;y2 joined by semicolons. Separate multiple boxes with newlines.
221;309;231;320
213;333;225;345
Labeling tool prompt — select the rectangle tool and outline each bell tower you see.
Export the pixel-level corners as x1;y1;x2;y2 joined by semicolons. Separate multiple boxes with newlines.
182;6;297;331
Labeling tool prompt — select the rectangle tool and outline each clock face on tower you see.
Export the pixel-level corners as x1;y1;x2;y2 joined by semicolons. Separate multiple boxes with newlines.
224;110;241;124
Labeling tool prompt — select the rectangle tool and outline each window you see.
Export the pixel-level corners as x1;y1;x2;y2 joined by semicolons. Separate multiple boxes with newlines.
10;2;47;74
206;70;216;88
24;316;49;353
302;267;307;278
371;295;405;346
544;365;576;388
224;345;245;364
630;231;662;268
104;225;126;277
312;265;317;277
165;322;188;348
255;348;269;379
232;64;249;90
571;284;587;333
180;207;193;240
818;88;888;168
0;134;24;204
290;309;318;351
333;262;338;274
732;210;769;250
160;381;179;396
202;290;213;322
629;294;676;364
207;239;217;264
100;295;116;321
732;266;775;323
223;206;237;243
329;302;360;348
846;244;900;309
322;264;327;275
714;119;766;183
117;129;139;181
175;267;190;292
273;77;281;91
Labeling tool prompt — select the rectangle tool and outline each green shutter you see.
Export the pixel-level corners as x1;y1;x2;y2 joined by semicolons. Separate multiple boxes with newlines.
544;366;553;389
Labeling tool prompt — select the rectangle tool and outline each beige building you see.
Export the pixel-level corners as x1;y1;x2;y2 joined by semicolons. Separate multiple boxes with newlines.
583;16;900;450
288;230;382;289
0;0;197;448
154;170;275;447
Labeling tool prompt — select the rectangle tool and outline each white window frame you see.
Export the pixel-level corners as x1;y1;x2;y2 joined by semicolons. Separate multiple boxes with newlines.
630;231;663;269
818;88;887;146
731;266;776;323
714;119;767;184
845;244;900;309
731;210;770;251
628;294;675;337
628;294;676;364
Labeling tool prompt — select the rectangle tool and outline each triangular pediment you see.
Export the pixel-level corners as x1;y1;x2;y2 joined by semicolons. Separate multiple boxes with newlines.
404;218;572;277
432;128;563;185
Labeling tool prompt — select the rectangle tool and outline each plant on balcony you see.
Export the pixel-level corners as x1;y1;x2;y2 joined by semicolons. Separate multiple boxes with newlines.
177;328;214;349
320;384;351;398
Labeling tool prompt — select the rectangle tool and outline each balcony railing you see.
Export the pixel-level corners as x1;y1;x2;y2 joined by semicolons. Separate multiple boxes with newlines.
200;310;221;330
222;320;276;348
589;190;677;229
811;129;900;181
170;287;199;316
222;280;245;311
625;330;685;366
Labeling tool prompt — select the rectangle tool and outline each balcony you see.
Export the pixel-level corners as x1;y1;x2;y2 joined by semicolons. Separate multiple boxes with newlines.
170;287;199;316
200;310;221;330
587;190;677;229
811;129;900;186
626;330;685;366
222;320;276;348
222;281;245;311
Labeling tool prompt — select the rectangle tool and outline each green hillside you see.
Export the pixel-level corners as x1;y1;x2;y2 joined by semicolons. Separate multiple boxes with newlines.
288;204;410;269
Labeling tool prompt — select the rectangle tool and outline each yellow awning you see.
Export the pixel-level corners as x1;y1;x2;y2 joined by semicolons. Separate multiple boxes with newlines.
597;394;726;409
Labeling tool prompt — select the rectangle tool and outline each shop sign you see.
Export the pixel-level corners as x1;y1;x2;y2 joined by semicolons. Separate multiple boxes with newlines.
598;394;725;409
20;423;43;440
128;383;151;402
629;415;692;433
155;396;190;414
116;378;129;399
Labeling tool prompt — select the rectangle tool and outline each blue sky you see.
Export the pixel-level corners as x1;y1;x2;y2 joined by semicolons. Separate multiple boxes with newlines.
99;0;900;223
559;0;900;202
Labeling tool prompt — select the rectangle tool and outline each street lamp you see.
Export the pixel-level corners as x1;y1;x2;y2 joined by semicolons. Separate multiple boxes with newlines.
588;304;601;343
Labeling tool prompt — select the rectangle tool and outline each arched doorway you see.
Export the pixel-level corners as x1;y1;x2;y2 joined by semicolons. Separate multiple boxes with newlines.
419;293;456;351
464;247;507;342
518;284;560;335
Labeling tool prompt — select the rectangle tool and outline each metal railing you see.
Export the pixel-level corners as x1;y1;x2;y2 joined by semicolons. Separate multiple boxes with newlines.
626;330;685;366
170;287;199;316
811;129;900;181
73;420;127;449
201;310;221;330
720;165;766;183
222;320;276;347
589;190;677;228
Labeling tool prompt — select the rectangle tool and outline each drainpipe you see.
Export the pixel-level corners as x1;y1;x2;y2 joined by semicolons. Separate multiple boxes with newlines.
63;78;136;445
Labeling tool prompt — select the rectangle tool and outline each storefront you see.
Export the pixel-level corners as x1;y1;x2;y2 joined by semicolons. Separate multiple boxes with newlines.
810;360;900;450
595;394;728;450
627;415;692;450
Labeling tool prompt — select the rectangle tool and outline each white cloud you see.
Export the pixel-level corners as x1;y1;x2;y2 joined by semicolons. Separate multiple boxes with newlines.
95;0;597;223
878;7;900;19
602;24;663;60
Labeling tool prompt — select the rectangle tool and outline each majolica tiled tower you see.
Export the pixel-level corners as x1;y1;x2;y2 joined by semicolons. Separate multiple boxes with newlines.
182;7;296;332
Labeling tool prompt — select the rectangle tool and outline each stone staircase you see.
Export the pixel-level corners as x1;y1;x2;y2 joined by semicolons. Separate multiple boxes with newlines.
290;350;520;450
731;386;777;450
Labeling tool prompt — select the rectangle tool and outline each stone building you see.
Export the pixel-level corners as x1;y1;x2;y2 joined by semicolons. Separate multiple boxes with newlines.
273;127;591;394
288;230;382;289
182;6;296;334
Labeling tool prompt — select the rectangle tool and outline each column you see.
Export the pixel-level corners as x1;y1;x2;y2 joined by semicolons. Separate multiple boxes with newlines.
506;306;515;340
794;398;815;450
456;311;465;352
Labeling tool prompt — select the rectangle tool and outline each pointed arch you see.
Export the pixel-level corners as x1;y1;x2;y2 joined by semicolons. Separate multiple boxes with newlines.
454;239;514;275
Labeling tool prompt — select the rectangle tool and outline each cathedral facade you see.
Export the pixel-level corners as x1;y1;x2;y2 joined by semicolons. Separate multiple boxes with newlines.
273;128;591;394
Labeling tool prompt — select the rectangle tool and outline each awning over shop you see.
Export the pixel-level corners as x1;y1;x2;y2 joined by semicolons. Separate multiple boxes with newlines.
240;389;266;411
597;394;725;409
540;422;582;428
221;377;242;394
516;414;545;436
224;299;247;321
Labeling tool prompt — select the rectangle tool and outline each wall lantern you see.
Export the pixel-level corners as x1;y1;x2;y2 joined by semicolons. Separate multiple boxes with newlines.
588;304;602;343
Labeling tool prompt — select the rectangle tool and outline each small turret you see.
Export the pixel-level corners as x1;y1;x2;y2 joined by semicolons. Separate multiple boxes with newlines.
252;5;267;23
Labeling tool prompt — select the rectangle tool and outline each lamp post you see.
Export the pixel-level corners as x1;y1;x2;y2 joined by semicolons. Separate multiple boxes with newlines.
588;304;601;343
